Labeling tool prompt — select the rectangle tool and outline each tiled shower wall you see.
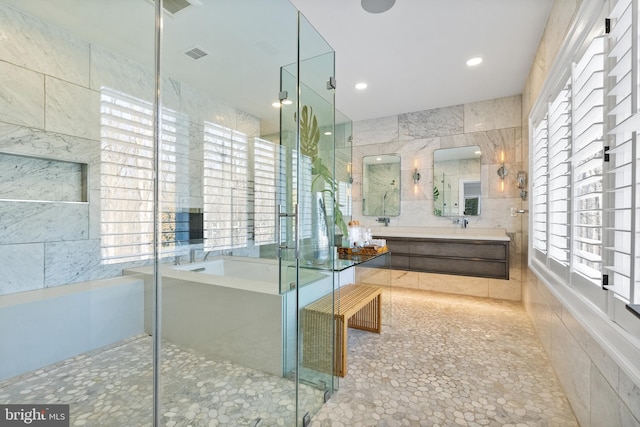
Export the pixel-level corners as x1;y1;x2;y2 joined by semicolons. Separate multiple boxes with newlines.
351;95;525;300
0;3;260;295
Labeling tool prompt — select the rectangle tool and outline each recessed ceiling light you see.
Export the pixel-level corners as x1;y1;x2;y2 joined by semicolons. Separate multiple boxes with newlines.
324;131;332;136
466;57;483;66
272;102;281;108
355;82;368;90
281;99;293;105
361;0;396;13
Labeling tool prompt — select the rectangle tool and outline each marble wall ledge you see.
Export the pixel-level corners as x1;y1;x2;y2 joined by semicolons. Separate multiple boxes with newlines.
369;226;509;241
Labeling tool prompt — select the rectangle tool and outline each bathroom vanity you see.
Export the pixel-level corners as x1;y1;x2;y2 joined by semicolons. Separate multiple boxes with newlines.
371;227;510;280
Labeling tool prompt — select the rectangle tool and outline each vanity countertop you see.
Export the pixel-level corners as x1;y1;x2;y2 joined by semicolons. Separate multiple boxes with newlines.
369;226;510;241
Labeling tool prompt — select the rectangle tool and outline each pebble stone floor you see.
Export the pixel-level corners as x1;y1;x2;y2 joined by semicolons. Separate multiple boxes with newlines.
0;287;579;427
310;287;579;427
0;335;325;426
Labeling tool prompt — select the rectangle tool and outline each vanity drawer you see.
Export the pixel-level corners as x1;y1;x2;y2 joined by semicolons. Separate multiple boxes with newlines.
409;257;508;279
385;239;410;254
410;240;506;260
390;255;410;270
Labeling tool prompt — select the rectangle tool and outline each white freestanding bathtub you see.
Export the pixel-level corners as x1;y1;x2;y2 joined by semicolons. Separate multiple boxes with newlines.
124;256;333;377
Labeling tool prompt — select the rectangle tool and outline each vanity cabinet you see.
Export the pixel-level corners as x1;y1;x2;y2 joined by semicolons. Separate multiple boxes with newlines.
377;236;509;280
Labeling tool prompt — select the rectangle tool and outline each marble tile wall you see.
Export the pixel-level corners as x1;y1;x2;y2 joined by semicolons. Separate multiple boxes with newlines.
351;95;523;301
0;3;260;295
521;1;640;426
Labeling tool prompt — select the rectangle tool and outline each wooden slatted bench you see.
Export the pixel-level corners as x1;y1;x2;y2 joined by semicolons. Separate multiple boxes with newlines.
302;283;382;377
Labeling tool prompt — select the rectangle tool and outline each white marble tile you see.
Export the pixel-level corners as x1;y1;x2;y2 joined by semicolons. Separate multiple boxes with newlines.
488;273;521;301
44;239;105;287
0;243;45;294
544;0;580;77
0;3;90;87
550;312;591;427
45;77;100;140
585;335;620;393
0;61;45;128
620;368;640;422
89;45;155;106
465;128;517;165
0;123;98;164
88;189;101;240
390;269;420;289
177;81;237;129
236;110;261;138
0;201;89;244
355;267;390;286
418;273;489;298
352;115;398;146
590;363;640;427
463;95;521;133
0;153;85;202
399;105;463;140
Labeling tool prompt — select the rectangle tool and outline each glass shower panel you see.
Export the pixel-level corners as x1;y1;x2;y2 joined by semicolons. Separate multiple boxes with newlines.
0;1;155;425
159;0;301;425
296;12;337;424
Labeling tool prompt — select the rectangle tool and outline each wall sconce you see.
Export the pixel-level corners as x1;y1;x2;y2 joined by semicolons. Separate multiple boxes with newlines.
497;156;508;192
517;171;527;200
412;168;421;184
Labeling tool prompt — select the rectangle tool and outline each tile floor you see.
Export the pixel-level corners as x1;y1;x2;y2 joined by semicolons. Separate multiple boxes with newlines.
310;287;579;427
0;287;578;426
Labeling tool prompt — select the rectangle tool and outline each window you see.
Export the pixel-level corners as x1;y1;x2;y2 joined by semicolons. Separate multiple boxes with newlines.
532;116;548;256
253;137;280;245
100;87;186;263
203;122;248;251
530;0;640;335
547;81;571;275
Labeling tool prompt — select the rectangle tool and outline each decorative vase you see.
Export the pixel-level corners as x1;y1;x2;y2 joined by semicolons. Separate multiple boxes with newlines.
303;191;330;265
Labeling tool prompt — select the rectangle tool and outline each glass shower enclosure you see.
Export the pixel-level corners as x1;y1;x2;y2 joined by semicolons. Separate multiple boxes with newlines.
0;1;341;425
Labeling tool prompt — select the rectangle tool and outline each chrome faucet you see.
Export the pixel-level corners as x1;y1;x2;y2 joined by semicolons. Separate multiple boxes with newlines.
462;217;469;228
174;255;182;265
376;217;390;226
189;249;197;263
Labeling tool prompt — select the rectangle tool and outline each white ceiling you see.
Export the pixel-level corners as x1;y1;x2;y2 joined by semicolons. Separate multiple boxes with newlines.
290;0;554;122
6;0;554;128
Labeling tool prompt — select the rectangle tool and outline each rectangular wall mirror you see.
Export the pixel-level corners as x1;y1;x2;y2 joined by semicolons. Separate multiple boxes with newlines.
362;153;401;216
433;146;481;216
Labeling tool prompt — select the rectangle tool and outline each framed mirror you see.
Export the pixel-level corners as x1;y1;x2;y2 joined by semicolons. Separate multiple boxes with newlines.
362;154;401;216
433;146;481;216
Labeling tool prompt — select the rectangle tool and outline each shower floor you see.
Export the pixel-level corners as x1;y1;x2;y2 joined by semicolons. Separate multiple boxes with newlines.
0;335;325;426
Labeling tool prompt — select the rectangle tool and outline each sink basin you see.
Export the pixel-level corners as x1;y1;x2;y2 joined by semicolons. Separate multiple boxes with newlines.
369;226;509;241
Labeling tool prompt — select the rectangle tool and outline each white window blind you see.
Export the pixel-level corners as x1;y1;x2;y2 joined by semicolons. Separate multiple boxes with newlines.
338;181;352;217
606;0;634;302
100;87;185;264
547;82;572;268
532;116;549;255
203;122;248;251
253;137;279;245
572;36;605;285
299;154;313;240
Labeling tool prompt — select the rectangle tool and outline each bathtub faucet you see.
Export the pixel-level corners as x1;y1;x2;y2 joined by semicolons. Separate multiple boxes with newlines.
174;255;182;265
189;249;197;263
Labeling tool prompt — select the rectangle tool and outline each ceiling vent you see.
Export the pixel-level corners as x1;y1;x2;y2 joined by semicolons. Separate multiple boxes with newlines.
182;46;209;60
149;0;201;16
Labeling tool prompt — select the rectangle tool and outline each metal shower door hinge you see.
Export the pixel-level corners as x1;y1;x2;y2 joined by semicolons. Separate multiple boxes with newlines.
302;412;311;427
327;76;336;90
